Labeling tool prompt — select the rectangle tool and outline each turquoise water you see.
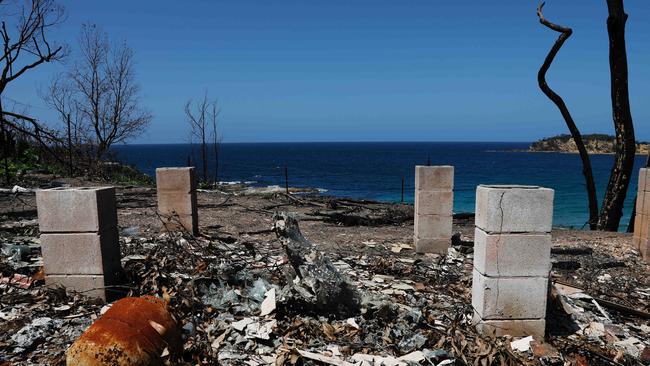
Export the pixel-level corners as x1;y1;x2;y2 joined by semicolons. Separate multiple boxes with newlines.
112;142;647;230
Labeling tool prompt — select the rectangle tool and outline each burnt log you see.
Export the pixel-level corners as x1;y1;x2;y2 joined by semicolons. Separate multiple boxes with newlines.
273;212;360;318
551;246;594;255
308;204;413;227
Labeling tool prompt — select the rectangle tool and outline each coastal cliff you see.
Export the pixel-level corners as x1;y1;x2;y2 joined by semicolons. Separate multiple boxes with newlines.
529;134;649;154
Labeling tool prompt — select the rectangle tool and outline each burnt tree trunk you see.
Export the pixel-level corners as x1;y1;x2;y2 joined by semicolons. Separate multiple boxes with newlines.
598;0;636;231
67;113;73;177
0;122;9;186
213;142;219;183
0;101;10;186
199;130;207;183
536;3;599;230
273;212;359;318
627;153;649;232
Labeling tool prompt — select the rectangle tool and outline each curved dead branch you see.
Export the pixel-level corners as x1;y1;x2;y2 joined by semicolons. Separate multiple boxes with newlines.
536;2;599;229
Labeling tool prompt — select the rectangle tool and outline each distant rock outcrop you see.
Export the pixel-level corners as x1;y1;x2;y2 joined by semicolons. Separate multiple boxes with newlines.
529;134;649;155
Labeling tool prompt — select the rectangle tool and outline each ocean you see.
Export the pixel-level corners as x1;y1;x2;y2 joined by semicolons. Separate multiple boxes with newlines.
111;142;647;230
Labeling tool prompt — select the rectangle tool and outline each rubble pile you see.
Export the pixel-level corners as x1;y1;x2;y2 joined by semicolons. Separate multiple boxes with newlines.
0;189;649;365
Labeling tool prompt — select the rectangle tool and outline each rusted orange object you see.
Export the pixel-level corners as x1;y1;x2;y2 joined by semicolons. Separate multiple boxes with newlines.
67;296;181;366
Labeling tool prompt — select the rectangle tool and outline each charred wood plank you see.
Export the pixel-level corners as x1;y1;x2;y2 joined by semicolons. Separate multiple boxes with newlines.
551;247;594;255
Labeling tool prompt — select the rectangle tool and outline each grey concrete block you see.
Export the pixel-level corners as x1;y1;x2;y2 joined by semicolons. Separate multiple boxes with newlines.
40;229;121;276
415;189;453;216
159;212;198;236
45;274;119;301
157;191;197;216
473;311;545;338
641;238;650;261
475;185;554;233
414;214;452;239
471;269;548;320
634;214;649;243
415;166;454;191
156;167;197;193
414;237;449;254
632;235;639;250
637;193;645;217
642;192;650;217
36;187;117;233
473;228;551;277
156;167;198;235
639;168;650;193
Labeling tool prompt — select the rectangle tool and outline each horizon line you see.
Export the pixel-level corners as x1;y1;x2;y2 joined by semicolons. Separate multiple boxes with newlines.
114;140;534;146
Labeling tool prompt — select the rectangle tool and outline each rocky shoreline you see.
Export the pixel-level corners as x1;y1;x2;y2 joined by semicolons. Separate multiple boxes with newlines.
506;134;650;155
529;134;649;155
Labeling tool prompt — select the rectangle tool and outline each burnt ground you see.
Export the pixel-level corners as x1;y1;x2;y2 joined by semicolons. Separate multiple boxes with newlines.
1;182;649;365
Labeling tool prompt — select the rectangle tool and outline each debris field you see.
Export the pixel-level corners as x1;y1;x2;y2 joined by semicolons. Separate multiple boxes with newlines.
1;184;649;365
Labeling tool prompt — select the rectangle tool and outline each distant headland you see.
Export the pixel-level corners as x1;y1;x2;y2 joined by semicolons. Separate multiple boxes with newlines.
517;134;649;155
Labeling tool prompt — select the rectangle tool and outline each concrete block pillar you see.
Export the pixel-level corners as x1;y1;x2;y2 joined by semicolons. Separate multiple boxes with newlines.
156;167;198;235
36;187;122;301
414;165;453;253
472;185;554;338
634;168;650;260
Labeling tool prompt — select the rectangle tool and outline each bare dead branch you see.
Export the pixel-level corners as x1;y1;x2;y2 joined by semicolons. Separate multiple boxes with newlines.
186;90;220;183
1;110;65;165
0;0;67;183
48;23;151;159
536;2;599;229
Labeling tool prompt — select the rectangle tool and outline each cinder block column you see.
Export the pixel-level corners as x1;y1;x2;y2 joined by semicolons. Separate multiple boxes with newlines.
156;167;198;235
414;165;453;253
472;185;554;338
36;187;122;301
634;168;650;260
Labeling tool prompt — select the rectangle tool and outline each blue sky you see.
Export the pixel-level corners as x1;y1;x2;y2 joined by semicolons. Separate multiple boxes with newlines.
6;1;650;143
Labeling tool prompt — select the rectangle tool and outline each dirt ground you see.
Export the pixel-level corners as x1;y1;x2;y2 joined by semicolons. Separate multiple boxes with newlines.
1;182;649;365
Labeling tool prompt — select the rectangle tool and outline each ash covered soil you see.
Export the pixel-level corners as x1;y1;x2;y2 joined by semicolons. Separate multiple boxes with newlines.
1;183;649;365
